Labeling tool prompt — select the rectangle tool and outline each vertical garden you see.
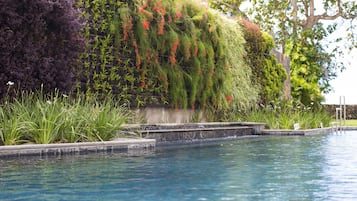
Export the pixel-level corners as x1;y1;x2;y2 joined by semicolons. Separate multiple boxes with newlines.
0;0;287;111
76;0;260;110
1;0;310;145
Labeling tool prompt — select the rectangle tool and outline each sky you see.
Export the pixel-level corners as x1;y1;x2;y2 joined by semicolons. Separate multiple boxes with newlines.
322;12;357;105
323;48;357;104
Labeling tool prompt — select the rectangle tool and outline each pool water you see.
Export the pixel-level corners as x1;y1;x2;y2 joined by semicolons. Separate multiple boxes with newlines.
1;132;357;201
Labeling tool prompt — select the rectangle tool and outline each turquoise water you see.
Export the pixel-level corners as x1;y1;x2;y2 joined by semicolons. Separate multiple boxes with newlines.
1;132;357;201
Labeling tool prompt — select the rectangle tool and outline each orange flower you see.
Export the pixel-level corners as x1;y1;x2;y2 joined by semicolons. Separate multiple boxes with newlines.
133;41;141;67
158;16;165;35
226;95;233;103
175;7;183;19
138;0;153;19
170;38;180;64
139;8;153;18
142;18;150;30
153;0;166;15
193;42;198;56
176;11;183;19
140;81;146;87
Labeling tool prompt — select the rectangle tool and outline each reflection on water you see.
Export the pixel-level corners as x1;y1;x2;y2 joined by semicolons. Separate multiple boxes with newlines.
1;132;357;201
323;133;357;200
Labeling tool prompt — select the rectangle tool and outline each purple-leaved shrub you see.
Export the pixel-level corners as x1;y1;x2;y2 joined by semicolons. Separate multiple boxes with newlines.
0;0;82;98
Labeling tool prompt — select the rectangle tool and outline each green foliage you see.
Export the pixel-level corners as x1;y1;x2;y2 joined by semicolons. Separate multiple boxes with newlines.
242;101;332;129
0;91;130;146
346;120;357;126
0;106;26;145
239;19;286;104
286;39;327;107
245;0;355;105
209;0;246;16
216;16;258;110
261;33;287;103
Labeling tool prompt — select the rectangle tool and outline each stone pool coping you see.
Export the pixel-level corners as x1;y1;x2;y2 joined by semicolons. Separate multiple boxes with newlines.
342;126;357;130
0;138;155;159
1;124;356;159
261;126;357;136
261;127;334;136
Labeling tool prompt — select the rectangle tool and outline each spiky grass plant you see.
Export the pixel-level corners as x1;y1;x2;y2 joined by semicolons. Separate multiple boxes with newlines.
0;90;130;145
242;103;332;129
76;98;129;142
0;106;27;145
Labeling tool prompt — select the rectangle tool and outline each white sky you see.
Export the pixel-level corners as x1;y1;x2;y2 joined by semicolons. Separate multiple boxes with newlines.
323;48;357;104
322;12;357;105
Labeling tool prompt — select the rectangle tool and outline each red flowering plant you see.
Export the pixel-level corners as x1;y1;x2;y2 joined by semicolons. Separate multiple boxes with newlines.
226;95;233;103
110;0;235;110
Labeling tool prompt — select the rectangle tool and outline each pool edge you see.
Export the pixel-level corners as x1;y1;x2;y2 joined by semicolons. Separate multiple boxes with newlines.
0;139;156;159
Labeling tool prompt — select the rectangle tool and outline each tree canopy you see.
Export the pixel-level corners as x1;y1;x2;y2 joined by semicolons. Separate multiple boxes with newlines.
210;0;356;106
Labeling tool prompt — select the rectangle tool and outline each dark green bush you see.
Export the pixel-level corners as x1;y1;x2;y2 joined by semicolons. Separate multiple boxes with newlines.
0;0;82;98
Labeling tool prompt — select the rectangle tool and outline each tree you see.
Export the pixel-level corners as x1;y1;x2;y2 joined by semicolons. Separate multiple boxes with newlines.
211;0;356;106
249;0;356;106
250;0;356;52
210;0;245;16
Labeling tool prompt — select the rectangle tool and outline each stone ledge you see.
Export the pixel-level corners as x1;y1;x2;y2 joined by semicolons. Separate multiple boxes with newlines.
140;126;255;143
342;126;357;131
0;139;156;159
139;126;251;133
261;127;334;136
124;122;265;135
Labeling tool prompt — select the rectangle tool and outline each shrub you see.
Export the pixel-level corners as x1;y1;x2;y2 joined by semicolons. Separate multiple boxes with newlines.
240;19;286;104
242;101;332;129
0;0;82;99
0;90;130;145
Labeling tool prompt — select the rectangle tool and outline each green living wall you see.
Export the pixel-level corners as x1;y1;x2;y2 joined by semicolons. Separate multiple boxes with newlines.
76;0;258;110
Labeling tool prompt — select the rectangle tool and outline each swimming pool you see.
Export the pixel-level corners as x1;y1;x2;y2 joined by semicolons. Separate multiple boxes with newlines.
1;131;357;200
